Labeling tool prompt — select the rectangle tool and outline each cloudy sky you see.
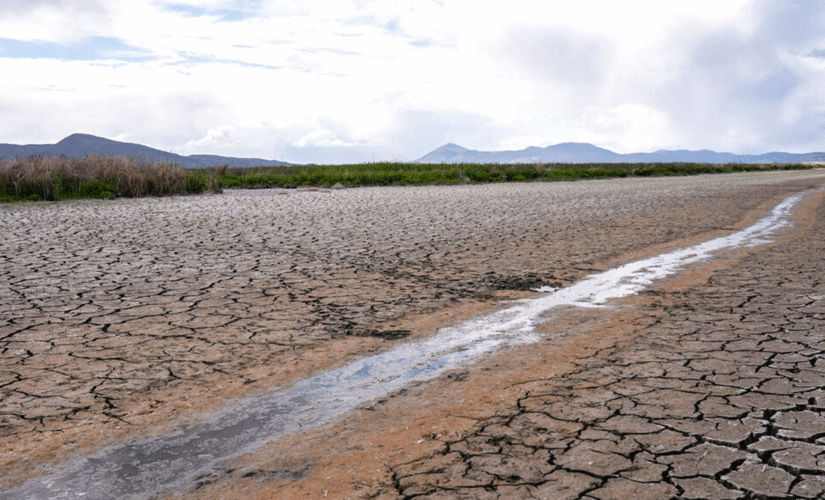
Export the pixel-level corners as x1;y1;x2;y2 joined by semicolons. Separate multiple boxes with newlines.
1;0;824;163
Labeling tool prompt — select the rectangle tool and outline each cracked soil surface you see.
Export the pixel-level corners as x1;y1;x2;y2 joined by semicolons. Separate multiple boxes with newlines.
2;171;825;499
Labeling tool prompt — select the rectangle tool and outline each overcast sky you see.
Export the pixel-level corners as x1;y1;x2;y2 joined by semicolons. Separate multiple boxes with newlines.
1;0;824;163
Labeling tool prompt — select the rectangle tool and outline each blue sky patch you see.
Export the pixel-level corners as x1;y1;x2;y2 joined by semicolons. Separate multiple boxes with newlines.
0;37;154;62
162;3;254;22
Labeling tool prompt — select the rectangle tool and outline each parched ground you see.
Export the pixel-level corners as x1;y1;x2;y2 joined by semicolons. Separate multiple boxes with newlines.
1;171;824;498
361;189;825;500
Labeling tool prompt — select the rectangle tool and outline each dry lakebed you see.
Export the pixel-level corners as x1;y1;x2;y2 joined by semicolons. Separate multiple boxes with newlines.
2;169;825;499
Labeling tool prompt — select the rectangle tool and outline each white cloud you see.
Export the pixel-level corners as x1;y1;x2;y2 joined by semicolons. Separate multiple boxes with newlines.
1;0;824;161
294;128;358;149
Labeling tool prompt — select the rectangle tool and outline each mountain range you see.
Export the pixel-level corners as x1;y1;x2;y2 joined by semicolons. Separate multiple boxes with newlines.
2;134;823;166
416;142;825;164
0;134;291;168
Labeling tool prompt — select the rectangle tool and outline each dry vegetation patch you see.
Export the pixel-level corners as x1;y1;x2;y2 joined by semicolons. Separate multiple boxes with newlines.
0;154;205;201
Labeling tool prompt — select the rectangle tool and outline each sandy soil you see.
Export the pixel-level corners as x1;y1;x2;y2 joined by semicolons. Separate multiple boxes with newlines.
1;170;824;498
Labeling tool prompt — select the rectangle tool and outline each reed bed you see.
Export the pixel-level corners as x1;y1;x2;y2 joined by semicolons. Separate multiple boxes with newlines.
0;154;204;201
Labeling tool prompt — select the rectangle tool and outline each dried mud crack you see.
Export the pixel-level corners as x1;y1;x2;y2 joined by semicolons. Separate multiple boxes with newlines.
363;191;825;499
1;171;825;499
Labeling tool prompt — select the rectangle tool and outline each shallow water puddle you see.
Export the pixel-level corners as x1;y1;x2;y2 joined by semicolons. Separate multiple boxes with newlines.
3;189;818;500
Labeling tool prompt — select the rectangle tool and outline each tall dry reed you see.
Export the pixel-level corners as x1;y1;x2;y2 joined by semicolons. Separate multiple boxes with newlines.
0;154;188;200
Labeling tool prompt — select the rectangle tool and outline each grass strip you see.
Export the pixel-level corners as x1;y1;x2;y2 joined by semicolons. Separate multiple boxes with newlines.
0;156;817;202
216;161;815;189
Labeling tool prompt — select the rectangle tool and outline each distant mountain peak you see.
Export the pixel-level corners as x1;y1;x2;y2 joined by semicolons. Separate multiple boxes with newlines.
56;133;146;148
56;133;92;145
62;132;97;139
434;143;469;152
0;133;291;168
416;141;824;164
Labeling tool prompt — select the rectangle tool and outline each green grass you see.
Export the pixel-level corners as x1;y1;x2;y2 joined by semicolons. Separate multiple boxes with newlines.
214;161;815;189
0;155;818;202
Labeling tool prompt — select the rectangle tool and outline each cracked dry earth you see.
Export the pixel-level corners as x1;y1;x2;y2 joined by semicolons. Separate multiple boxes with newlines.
360;193;825;500
2;171;825;499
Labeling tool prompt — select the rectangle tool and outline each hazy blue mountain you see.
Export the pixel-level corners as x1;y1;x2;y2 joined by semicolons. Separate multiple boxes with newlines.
417;142;825;164
0;133;291;168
